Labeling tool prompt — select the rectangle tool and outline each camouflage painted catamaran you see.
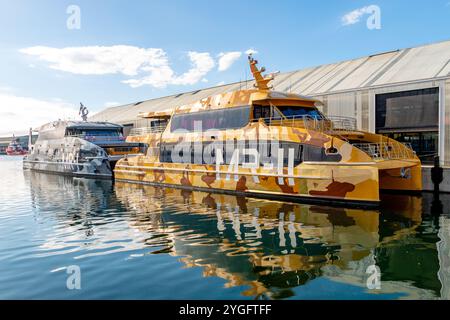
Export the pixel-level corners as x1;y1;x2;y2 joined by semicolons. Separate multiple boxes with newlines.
115;55;422;206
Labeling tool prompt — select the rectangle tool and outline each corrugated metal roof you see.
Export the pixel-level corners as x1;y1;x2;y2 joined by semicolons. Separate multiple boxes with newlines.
90;39;450;124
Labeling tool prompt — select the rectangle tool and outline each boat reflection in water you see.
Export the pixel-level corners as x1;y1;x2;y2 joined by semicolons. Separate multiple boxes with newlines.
26;171;447;299
114;183;442;299
115;182;381;299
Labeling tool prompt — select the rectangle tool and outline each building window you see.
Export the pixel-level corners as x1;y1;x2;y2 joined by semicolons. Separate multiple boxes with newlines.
376;88;439;132
375;88;439;163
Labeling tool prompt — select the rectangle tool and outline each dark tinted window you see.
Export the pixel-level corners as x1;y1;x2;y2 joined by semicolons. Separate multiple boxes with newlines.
303;144;342;162
160;140;305;166
253;105;271;119
66;129;122;137
276;106;324;119
375;88;439;132
253;106;284;125
151;119;168;128
84;130;121;136
170;106;250;132
159;140;341;165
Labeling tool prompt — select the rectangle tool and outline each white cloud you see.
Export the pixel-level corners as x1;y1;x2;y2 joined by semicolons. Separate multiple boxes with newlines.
217;51;242;71
20;45;259;88
21;45;217;89
20;45;168;76
122;64;174;88
216;81;225;86
171;52;215;85
245;49;258;55
123;51;215;88
342;6;372;25
0;93;79;136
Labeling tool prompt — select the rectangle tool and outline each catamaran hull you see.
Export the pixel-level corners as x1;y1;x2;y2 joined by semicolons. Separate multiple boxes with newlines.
116;178;380;208
23;158;112;179
379;163;422;192
114;160;383;208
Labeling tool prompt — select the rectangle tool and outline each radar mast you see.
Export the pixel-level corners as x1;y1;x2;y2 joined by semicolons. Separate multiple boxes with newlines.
248;54;274;91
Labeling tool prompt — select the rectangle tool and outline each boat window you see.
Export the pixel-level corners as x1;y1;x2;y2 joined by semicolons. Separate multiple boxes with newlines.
170;106;250;132
253;105;284;120
151;119;168;129
303;144;341;162
276;106;324;119
253;105;284;126
253;105;271;119
66;129;123;137
160;140;306;166
84;130;121;136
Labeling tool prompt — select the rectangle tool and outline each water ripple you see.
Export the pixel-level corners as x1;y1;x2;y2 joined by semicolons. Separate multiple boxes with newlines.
0;156;448;299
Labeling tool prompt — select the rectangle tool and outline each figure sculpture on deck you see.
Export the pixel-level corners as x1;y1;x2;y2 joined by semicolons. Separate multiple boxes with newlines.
79;103;89;122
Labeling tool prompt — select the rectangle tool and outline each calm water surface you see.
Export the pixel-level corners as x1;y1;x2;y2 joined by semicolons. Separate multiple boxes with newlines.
0;156;449;299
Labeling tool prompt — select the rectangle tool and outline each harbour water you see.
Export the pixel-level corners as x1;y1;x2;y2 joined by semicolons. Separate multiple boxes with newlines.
0;155;449;299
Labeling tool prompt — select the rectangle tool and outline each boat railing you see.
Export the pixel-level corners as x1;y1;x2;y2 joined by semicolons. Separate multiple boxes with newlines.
352;142;416;160
129;125;166;136
252;115;358;132
304;116;357;132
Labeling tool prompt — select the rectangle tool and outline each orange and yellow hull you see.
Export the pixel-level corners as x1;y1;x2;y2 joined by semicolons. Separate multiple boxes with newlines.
115;157;382;207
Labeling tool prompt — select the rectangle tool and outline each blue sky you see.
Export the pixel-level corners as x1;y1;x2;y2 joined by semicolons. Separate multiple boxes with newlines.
0;0;449;135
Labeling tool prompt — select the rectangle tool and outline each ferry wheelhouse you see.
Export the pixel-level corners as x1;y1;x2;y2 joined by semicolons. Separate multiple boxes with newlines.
24;120;144;178
115;55;421;206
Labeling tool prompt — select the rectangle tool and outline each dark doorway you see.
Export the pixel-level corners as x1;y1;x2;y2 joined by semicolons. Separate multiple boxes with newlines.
385;131;438;164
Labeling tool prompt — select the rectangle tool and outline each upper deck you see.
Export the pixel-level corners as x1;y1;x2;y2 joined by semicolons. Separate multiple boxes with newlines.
36;120;126;144
173;89;322;114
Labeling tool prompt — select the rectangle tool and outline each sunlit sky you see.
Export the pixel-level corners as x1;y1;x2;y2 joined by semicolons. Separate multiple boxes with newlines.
0;0;449;136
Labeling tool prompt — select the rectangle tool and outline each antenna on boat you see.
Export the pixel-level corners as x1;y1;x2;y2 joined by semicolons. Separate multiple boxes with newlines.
244;66;247;90
79;103;89;121
248;54;274;91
